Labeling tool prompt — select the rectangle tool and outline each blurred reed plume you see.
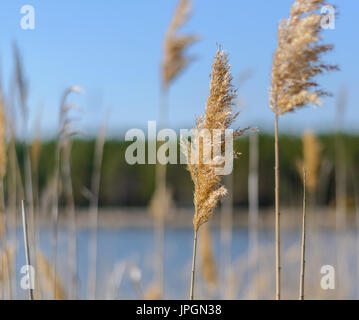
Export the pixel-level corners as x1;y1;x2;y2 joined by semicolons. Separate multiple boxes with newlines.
182;47;242;299
143;283;162;300
36;251;66;300
0;83;10;299
162;0;198;88
0;247;14;299
0;90;6;182
149;0;199;299
199;224;217;292
297;130;321;194
269;0;338;300
149;184;173;222
51;85;83;299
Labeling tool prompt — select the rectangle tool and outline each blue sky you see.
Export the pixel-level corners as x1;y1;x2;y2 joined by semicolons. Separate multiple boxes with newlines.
0;0;357;138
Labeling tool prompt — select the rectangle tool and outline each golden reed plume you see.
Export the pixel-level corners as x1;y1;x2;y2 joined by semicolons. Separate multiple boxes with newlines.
162;0;198;87
297;130;321;193
36;251;66;300
270;0;338;115
184;47;243;299
185;47;240;232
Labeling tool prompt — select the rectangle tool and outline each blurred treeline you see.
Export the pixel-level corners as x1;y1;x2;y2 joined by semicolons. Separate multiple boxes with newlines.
13;133;359;208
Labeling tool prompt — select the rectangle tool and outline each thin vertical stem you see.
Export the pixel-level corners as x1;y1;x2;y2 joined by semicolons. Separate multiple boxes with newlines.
88;121;107;300
248;132;259;298
220;174;233;299
299;168;307;300
51;144;61;300
153;86;169;296
190;228;198;300
62;141;78;300
274;114;281;300
21;200;34;300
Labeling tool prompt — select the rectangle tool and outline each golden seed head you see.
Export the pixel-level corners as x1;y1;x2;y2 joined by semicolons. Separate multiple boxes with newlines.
162;0;198;87
183;47;241;231
270;0;338;116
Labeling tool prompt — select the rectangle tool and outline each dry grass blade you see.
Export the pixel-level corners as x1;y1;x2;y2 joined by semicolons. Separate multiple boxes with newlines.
162;0;199;87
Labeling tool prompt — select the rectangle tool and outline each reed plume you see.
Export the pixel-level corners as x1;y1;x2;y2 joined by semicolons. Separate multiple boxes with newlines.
0;83;10;299
51;85;83;299
143;283;162;300
269;0;338;300
297;130;321;193
36;251;66;300
199;224;217;292
183;47;242;299
162;0;198;88
149;0;198;299
0;247;14;299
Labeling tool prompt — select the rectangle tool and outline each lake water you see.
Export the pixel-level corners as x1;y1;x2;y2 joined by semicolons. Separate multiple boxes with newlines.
9;226;359;299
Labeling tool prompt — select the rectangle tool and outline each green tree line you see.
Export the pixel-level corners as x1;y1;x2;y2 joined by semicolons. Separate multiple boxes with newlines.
12;133;359;208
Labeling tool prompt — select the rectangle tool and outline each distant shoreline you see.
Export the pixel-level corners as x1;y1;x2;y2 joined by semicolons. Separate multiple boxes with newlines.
23;206;354;230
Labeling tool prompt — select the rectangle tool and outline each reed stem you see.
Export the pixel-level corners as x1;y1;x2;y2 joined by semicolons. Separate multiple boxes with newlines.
274;114;281;300
21;200;34;300
190;228;198;300
299;168;307;300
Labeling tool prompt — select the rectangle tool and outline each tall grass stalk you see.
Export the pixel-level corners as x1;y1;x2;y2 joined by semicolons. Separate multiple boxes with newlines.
248;131;259;298
335;87;347;230
88;120;107;300
269;0;337;299
21;200;34;300
299;168;307;300
62;139;78;299
220;174;233;299
51;86;83;299
150;0;198;297
13;45;36;261
274;115;280;299
183;47;241;299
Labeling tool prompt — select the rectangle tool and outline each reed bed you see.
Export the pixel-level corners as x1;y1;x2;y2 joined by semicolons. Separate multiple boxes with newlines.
1;0;356;302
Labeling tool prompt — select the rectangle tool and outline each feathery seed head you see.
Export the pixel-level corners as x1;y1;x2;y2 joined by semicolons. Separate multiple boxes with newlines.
270;0;338;115
162;0;198;88
184;47;242;231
